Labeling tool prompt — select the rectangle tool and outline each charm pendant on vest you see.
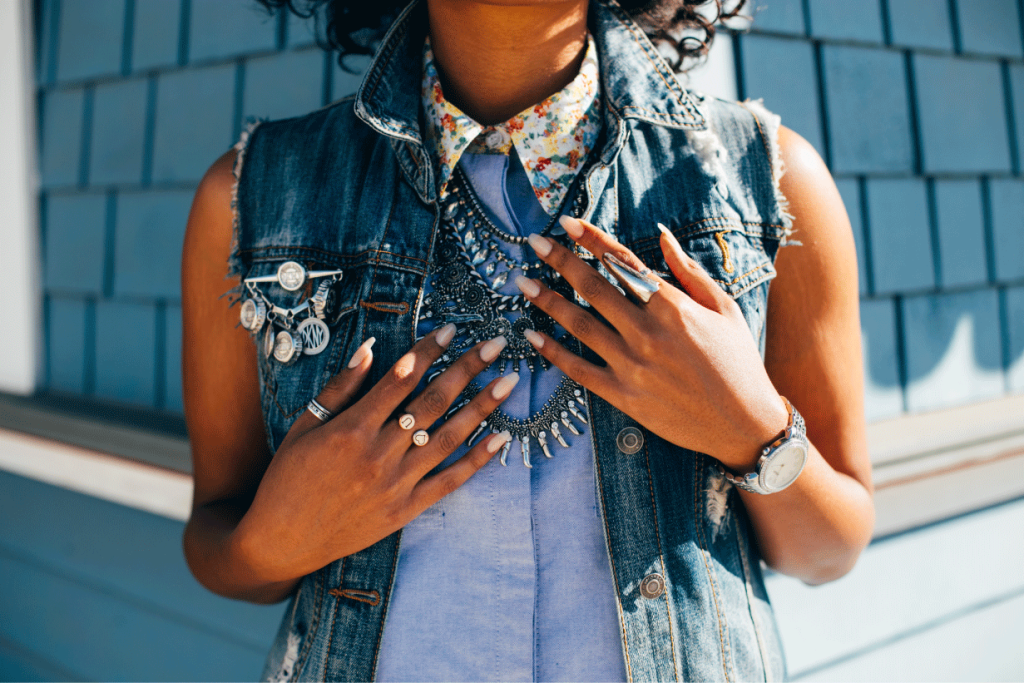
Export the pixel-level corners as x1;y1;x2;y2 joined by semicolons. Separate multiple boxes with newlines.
243;261;344;292
273;329;303;364
241;266;342;363
297;317;330;355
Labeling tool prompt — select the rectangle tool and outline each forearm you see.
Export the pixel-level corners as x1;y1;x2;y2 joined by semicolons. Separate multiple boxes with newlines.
739;440;874;585
183;500;301;604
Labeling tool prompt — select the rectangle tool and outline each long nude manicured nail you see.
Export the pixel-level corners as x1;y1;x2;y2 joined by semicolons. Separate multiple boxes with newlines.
527;233;553;257
515;276;541;298
347;337;376;368
486;430;513;454
435;323;457;348
558;215;584;239
491;372;521;400
522;328;544;349
480;335;507;362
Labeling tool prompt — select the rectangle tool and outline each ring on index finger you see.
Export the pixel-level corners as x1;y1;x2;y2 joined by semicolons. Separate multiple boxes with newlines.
602;253;661;303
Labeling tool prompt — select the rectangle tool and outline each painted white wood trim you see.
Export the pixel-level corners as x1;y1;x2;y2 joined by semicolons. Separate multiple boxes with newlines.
767;497;1024;677
0;0;41;394
0;428;193;521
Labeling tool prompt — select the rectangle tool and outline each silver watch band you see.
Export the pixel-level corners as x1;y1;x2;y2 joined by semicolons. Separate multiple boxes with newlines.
721;397;807;495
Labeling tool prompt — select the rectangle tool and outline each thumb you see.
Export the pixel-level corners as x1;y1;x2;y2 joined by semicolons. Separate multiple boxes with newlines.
658;224;732;313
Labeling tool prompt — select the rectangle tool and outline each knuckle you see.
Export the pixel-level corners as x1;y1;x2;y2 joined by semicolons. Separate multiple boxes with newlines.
436;428;461;454
471;399;492;421
579;273;606;302
570;311;596;339
420;387;448;415
549;247;571;270
436;474;460;499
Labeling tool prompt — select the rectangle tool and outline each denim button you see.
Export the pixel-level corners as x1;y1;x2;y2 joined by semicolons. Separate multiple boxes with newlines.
640;573;665;599
616;427;643;454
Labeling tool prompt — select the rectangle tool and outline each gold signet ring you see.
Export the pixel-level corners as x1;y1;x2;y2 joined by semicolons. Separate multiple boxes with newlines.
399;414;416;430
412;430;430;447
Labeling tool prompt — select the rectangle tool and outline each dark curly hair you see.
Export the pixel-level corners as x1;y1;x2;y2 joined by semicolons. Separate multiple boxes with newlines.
260;0;747;73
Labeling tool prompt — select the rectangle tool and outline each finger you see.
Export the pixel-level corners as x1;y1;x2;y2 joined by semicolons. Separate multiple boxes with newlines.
515;275;626;362
283;336;377;444
657;223;734;313
410;430;512;510
394;334;509;439
352;323;457;424
521;328;614;396
558;215;649;273
404;372;520;478
524;230;641;332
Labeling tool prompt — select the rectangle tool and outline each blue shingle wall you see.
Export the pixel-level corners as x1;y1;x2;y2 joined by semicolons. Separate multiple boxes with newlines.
742;0;1024;420
34;1;1024;422
35;0;365;417
21;1;1024;680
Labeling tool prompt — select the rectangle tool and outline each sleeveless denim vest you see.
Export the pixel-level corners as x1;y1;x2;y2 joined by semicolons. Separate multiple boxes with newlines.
231;1;791;680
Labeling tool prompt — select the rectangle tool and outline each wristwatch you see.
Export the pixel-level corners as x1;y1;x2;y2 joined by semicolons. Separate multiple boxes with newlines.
721;397;808;495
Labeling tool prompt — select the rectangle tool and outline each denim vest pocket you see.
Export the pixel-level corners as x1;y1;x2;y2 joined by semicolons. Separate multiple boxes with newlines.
244;256;364;423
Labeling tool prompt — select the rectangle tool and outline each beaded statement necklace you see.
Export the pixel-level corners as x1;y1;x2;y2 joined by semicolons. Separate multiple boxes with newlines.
420;166;591;467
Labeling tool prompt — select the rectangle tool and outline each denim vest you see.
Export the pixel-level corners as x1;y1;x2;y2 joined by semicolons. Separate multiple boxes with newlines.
233;1;790;680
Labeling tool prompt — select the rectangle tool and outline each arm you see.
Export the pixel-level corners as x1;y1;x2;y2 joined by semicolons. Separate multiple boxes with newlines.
181;152;516;604
740;126;873;585
512;127;873;586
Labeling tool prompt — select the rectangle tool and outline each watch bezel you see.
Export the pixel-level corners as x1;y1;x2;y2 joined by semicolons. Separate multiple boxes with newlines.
757;437;809;493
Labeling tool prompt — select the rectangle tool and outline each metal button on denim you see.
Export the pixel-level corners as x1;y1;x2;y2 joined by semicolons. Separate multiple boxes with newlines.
616;427;643;454
639;573;665;599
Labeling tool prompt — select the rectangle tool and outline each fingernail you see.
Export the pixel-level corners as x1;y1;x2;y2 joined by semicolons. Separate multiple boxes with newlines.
347;337;376;368
559;215;584;239
491;372;521;399
522;328;544;349
480;335;507;362
435;323;457;348
515;275;541;298
527;233;553;257
486;430;512;453
657;222;672;238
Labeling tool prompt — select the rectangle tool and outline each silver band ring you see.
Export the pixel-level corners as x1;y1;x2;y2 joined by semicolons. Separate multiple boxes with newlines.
399;413;416;430
603;252;661;303
307;398;334;423
412;430;430;447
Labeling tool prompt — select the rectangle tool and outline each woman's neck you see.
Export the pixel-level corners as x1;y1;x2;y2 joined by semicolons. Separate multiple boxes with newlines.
426;0;590;125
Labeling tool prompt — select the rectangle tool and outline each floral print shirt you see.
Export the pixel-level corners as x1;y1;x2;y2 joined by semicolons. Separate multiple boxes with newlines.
421;34;602;215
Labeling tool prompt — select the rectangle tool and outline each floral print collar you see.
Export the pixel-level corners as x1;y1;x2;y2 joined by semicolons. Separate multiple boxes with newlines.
421;34;602;216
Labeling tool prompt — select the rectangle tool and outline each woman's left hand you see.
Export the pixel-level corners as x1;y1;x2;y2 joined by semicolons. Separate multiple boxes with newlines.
516;216;790;473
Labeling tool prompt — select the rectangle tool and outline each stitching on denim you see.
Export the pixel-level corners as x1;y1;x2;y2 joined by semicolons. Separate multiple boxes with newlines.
329;587;382;606
588;405;635;683
604;1;697;122
724;270;776;299
293;567;326;681
641;434;681;682
734;514;772;683
244;246;431;269
321;558;346;680
371;534;404;679
693;456;731;682
360;300;410;315
367;187;402;307
715;232;735;274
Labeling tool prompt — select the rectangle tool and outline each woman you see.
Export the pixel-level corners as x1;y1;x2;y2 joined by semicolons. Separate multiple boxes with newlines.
181;0;874;680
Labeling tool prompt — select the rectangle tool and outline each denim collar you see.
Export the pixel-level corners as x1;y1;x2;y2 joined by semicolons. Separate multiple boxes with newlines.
353;0;707;202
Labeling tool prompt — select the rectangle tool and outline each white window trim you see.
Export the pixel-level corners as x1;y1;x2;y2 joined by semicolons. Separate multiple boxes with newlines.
0;0;40;395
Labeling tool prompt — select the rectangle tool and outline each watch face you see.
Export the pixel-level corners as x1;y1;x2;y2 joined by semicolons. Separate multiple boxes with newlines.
761;441;808;492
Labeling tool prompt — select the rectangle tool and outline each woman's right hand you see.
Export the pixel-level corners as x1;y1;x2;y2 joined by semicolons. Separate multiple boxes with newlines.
232;323;515;584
